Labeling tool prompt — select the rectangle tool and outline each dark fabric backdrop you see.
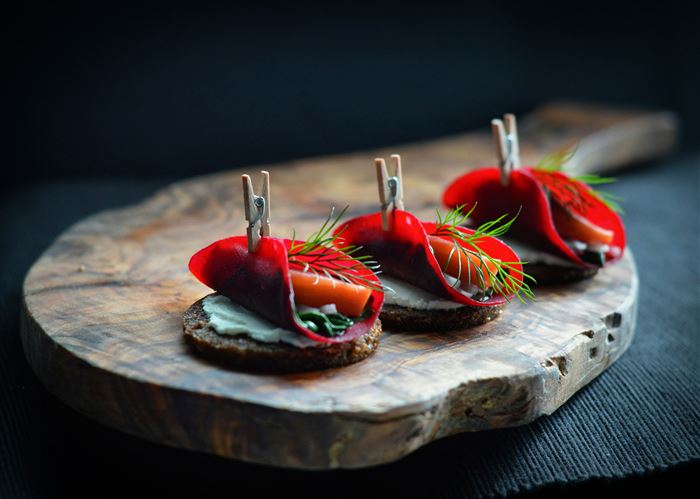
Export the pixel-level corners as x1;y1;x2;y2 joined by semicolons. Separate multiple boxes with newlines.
3;2;699;497
5;2;700;186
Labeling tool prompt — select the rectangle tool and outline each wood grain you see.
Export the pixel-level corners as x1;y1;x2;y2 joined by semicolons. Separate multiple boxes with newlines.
21;102;658;469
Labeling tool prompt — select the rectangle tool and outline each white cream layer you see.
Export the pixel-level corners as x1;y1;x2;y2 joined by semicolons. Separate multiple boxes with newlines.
500;237;579;267
202;294;319;348
381;274;465;310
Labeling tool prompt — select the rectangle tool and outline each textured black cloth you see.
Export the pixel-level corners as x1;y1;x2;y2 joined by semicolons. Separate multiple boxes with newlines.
1;153;698;498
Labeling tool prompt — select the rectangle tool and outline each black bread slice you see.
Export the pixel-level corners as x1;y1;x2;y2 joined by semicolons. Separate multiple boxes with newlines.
526;263;598;285
183;294;381;372
493;236;599;285
379;303;504;331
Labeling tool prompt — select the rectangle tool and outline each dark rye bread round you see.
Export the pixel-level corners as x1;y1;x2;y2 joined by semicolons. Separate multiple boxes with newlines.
379;303;504;332
182;294;382;372
526;263;598;285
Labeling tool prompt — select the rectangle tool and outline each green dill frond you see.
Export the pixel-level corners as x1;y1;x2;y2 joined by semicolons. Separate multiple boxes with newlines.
536;144;578;172
534;144;624;214
572;174;617;185
435;203;477;228
287;206;384;292
588;190;625;214
432;204;536;302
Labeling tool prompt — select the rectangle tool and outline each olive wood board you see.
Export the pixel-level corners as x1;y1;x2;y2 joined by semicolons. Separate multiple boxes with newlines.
22;102;663;469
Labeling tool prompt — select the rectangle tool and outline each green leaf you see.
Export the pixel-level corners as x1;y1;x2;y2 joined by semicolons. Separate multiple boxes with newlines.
297;309;355;337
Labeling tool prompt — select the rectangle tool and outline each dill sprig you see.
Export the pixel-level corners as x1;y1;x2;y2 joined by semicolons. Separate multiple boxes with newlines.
287;206;384;292
571;175;624;213
536;144;579;172
432;204;536;303
535;145;624;213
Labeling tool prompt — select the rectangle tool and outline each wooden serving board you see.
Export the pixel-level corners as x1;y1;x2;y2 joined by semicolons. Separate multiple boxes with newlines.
21;103;672;469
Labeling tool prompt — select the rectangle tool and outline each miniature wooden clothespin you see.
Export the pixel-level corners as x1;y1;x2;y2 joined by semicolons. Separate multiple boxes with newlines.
491;113;520;186
242;171;271;252
375;154;404;231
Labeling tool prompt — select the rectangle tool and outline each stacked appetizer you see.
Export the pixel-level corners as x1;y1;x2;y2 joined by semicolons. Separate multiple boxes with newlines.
184;172;384;372
443;114;625;284
335;155;533;331
181;116;631;374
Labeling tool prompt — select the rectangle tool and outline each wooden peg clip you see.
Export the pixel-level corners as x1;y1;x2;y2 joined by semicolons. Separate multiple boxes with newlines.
375;154;405;231
242;170;271;252
491;113;521;186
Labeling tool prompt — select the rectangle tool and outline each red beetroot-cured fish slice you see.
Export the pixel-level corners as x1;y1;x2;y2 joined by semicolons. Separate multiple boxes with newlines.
442;166;625;266
530;169;625;256
189;236;384;344
335;210;523;307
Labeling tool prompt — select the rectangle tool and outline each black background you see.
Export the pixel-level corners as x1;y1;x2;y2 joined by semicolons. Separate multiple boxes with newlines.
3;2;699;497
6;1;700;187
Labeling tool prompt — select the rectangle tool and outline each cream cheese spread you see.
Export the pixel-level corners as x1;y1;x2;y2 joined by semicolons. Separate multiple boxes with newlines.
500;237;579;267
381;274;465;310
202;294;319;348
